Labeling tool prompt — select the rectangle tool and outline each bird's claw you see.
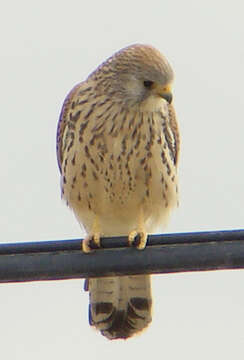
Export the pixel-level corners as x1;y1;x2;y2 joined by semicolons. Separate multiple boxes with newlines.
82;233;101;253
128;230;148;250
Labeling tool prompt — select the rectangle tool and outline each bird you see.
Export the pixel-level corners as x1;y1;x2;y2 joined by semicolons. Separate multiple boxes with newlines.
56;44;180;340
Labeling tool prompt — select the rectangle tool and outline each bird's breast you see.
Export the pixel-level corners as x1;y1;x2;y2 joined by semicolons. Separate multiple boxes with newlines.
61;107;178;234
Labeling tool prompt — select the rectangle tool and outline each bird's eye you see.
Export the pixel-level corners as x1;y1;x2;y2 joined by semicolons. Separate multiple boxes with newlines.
143;80;154;89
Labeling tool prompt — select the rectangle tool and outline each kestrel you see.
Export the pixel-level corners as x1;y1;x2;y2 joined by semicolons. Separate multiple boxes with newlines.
57;44;179;340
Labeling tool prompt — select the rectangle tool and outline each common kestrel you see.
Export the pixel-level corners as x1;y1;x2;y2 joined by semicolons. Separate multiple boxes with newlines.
57;44;179;340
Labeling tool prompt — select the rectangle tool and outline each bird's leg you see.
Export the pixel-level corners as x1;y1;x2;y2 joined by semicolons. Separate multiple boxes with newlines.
82;216;101;253
128;208;148;250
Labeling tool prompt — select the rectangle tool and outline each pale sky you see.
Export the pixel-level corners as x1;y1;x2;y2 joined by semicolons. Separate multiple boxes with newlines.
1;0;244;359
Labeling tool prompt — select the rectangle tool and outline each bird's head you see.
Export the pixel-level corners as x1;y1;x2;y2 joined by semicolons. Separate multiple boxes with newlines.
90;44;174;109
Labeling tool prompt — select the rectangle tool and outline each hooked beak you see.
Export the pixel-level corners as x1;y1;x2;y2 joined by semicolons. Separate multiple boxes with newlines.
155;84;173;104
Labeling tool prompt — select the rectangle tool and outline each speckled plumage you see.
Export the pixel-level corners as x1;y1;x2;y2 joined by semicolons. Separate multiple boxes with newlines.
57;44;180;340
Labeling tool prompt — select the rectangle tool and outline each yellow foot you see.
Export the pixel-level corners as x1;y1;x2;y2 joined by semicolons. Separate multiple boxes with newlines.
82;233;101;253
128;230;148;250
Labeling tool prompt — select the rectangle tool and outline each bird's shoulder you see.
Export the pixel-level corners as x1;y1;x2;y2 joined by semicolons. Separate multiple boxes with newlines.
56;80;92;172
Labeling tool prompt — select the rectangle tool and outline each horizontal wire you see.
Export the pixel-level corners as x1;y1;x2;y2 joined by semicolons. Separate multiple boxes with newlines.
1;229;244;254
0;229;244;283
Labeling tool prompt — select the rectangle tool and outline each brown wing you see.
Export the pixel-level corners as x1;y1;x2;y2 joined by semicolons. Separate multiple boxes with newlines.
56;83;82;173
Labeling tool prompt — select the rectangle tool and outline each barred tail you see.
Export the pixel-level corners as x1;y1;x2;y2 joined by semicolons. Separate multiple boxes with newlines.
85;275;152;340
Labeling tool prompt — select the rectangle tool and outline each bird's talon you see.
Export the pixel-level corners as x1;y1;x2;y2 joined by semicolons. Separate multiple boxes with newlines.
136;232;148;249
82;233;101;253
133;234;141;247
128;231;148;250
128;230;137;247
82;237;93;253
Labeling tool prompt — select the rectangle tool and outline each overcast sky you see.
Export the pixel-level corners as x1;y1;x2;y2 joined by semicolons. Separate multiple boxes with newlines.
1;0;244;359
